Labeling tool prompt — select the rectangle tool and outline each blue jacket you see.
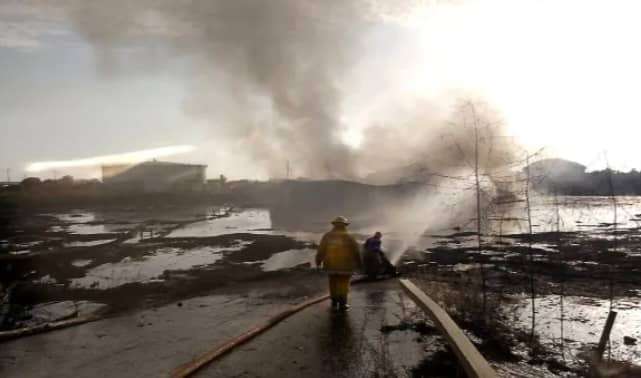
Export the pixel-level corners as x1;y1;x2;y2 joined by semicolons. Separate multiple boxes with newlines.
364;237;382;254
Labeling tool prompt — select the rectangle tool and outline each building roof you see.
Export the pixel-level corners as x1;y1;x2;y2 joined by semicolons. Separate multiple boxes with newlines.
103;160;207;169
101;160;207;186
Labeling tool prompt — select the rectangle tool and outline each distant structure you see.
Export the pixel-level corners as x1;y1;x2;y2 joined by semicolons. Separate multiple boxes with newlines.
526;158;587;181
525;158;587;192
102;161;207;193
364;162;431;185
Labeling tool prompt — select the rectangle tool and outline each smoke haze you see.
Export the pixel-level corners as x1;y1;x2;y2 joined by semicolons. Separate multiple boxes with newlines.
6;0;512;180
64;0;376;179
5;0;641;179
1;0;530;183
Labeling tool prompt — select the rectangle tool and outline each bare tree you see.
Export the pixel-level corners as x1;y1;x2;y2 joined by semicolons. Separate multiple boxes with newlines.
554;185;565;360
524;153;536;345
471;103;488;321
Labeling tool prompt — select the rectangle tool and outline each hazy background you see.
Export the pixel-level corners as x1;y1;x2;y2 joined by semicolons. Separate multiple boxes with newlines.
2;0;640;181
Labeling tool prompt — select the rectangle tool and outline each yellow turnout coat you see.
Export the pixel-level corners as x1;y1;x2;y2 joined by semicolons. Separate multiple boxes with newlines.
316;227;362;275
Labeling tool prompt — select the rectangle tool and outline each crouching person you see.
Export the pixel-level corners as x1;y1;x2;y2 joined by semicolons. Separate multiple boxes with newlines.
363;232;398;279
316;216;362;312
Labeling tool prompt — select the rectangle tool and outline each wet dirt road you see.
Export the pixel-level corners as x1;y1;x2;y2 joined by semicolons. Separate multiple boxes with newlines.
198;280;444;378
196;280;562;378
1;279;444;378
0;276;328;378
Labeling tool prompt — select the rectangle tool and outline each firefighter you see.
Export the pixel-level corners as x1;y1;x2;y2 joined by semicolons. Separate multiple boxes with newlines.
363;232;397;279
316;216;362;311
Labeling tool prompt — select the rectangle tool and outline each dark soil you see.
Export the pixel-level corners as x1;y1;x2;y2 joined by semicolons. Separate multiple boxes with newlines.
410;348;460;378
6;233;318;315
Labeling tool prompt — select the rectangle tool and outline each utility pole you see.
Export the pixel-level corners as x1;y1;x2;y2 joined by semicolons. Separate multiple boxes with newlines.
5;168;9;183
554;185;565;360
286;160;291;179
524;153;536;344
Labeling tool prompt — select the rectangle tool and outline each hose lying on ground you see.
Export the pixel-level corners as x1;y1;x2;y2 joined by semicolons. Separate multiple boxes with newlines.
170;276;370;378
170;293;330;378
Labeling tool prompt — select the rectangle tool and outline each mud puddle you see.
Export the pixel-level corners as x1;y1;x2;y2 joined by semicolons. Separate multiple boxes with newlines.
166;209;271;238
65;239;117;248
70;241;252;289
507;294;641;365
260;248;315;272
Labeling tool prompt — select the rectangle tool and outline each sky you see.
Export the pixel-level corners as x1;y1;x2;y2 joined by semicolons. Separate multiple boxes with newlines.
1;0;641;181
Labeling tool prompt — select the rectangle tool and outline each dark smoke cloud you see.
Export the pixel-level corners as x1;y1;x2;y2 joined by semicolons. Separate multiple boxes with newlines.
22;0;518;180
54;0;379;179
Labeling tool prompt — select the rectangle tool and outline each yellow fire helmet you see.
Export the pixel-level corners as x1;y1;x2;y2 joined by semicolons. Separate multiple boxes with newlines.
331;216;350;225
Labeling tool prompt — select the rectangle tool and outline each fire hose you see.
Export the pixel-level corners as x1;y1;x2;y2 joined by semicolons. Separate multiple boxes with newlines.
170;292;330;378
170;277;370;378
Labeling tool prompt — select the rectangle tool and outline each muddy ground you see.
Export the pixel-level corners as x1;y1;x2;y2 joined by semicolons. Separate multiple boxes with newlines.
3;197;641;376
403;224;641;375
1;209;322;322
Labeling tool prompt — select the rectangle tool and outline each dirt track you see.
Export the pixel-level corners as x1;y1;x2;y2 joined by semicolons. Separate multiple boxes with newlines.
1;277;325;378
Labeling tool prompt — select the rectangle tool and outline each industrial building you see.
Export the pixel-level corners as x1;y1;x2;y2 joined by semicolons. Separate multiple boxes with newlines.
102;161;207;193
